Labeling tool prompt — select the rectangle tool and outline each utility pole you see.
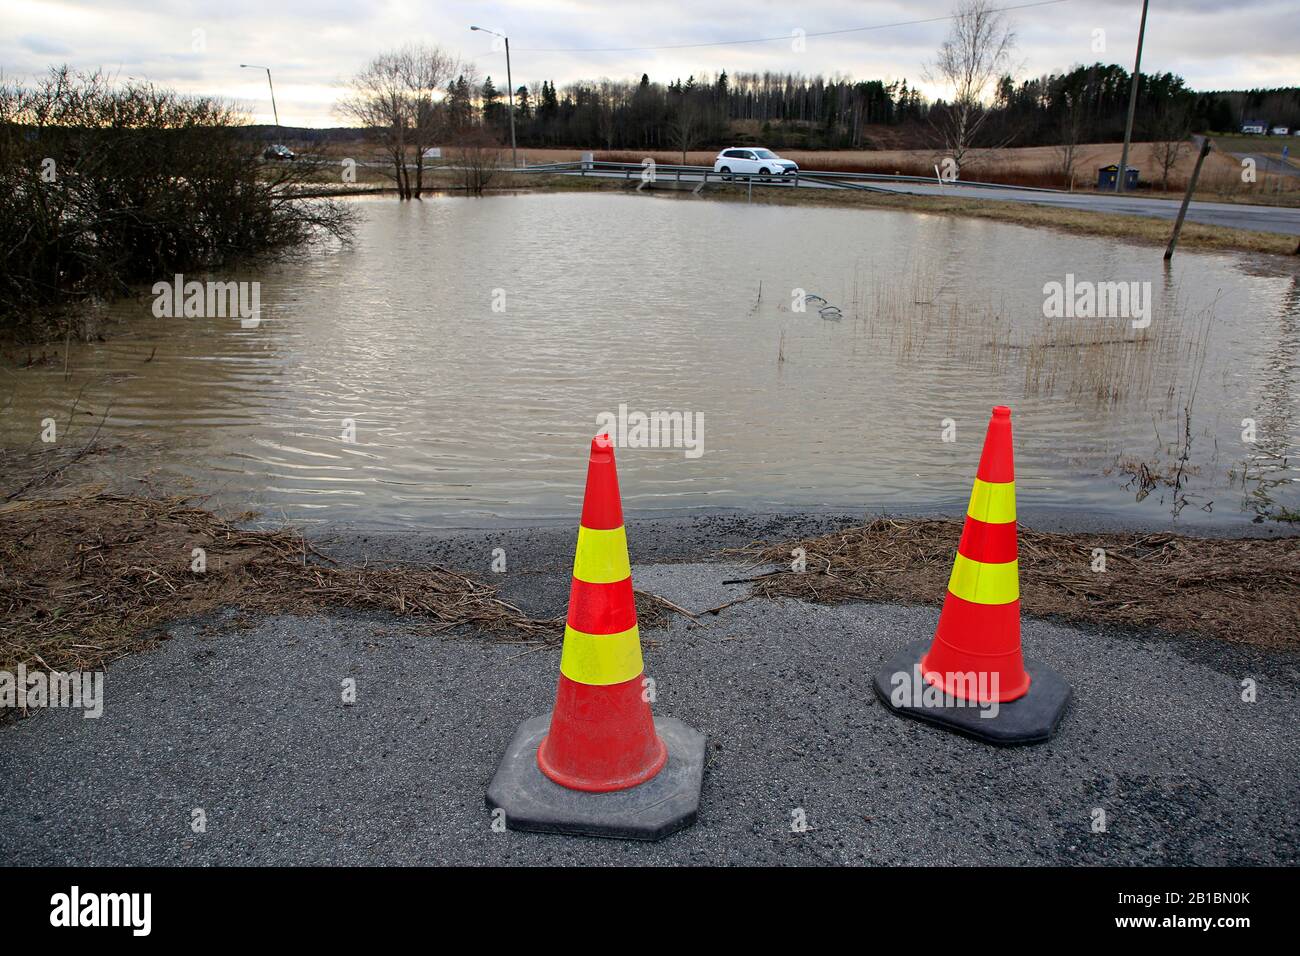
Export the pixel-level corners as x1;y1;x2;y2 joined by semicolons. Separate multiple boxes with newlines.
1115;0;1150;193
470;26;518;168
240;64;279;126
505;37;517;168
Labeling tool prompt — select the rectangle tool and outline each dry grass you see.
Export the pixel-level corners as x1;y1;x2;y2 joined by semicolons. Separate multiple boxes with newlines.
0;490;559;675
2;488;1295;695
730;518;1300;650
697;181;1300;256
0;485;697;685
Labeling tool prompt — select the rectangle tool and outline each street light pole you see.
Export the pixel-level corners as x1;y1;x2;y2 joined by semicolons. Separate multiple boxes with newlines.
240;64;279;126
1115;0;1149;193
471;26;518;168
505;36;517;168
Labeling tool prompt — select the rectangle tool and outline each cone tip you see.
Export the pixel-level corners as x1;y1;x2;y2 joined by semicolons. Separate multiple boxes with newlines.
992;405;1011;419
590;432;614;462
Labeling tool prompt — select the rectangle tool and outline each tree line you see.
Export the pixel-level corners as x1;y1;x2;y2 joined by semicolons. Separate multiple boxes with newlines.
464;65;1296;154
340;1;1298;190
491;72;927;152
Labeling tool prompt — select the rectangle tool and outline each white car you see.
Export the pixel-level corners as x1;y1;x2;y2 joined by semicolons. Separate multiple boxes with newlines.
713;148;799;179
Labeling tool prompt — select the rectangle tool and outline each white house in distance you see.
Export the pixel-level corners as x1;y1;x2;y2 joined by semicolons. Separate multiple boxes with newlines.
1271;126;1291;136
1241;119;1268;134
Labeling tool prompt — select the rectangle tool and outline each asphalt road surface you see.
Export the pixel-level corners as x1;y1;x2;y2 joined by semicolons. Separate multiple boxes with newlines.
2;516;1296;866
1228;151;1300;178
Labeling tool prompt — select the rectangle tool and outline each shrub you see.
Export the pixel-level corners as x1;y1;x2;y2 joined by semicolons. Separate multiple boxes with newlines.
0;67;353;336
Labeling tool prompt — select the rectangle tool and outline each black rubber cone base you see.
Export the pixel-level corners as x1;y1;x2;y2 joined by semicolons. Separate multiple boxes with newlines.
873;640;1070;745
485;714;706;841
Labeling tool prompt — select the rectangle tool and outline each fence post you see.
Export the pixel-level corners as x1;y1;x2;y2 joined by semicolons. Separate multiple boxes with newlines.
1164;137;1212;262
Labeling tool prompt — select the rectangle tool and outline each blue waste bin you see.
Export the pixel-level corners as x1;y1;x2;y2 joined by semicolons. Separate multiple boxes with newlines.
1097;164;1139;189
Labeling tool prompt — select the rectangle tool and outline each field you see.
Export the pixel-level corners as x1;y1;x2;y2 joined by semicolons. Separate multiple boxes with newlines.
299;135;1299;203
512;143;1295;200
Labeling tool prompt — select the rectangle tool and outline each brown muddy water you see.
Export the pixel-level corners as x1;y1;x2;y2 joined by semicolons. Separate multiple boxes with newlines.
1;193;1297;529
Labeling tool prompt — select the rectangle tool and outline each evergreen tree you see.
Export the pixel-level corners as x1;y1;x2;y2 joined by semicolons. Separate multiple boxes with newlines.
482;76;502;126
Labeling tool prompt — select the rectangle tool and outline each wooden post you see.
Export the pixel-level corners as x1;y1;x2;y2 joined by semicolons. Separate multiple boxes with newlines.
1164;137;1212;261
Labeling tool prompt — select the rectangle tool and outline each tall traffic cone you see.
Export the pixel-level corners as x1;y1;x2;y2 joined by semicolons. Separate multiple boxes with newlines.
486;433;706;839
873;406;1070;745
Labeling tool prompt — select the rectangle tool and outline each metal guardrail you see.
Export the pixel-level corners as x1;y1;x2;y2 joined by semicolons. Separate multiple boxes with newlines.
510;160;1066;195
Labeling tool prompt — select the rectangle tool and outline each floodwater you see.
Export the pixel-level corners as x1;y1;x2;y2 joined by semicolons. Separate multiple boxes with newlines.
2;193;1297;529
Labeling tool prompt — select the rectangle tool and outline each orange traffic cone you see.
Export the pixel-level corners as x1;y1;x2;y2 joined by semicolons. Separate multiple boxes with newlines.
537;432;666;791
873;406;1070;744
486;433;706;839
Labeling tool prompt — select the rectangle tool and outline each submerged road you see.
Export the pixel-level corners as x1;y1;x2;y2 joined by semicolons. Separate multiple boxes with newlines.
557;168;1300;237
2;515;1296;866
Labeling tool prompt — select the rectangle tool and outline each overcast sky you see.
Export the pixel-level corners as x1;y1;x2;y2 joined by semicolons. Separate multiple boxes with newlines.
5;0;1297;127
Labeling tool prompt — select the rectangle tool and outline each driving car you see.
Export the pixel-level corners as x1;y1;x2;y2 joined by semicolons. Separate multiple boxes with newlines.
262;144;296;161
713;147;798;178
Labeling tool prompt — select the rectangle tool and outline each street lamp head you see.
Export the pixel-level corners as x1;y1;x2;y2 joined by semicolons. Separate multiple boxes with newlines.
470;25;480;31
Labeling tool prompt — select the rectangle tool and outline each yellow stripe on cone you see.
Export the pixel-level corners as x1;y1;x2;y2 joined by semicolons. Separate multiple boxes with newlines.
967;478;1017;524
572;526;632;584
559;624;644;686
947;552;1020;605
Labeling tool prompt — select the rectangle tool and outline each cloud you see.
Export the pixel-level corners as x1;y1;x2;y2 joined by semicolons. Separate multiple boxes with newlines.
4;0;1297;127
19;34;72;55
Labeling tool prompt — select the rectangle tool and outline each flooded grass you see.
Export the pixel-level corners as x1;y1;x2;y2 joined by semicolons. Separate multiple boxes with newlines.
840;267;1216;411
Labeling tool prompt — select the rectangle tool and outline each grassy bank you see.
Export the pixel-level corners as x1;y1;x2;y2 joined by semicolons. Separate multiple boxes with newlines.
287;163;1297;256
517;173;1299;257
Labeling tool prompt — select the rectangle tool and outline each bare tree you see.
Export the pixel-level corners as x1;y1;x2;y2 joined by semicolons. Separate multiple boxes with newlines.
449;128;502;196
597;81;620;150
1053;93;1089;190
402;48;468;198
339;52;413;198
669;97;702;164
1151;104;1191;191
339;45;464;200
924;0;1016;173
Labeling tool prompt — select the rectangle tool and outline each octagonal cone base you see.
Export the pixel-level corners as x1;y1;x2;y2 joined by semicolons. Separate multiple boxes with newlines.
873;640;1070;746
486;714;705;841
